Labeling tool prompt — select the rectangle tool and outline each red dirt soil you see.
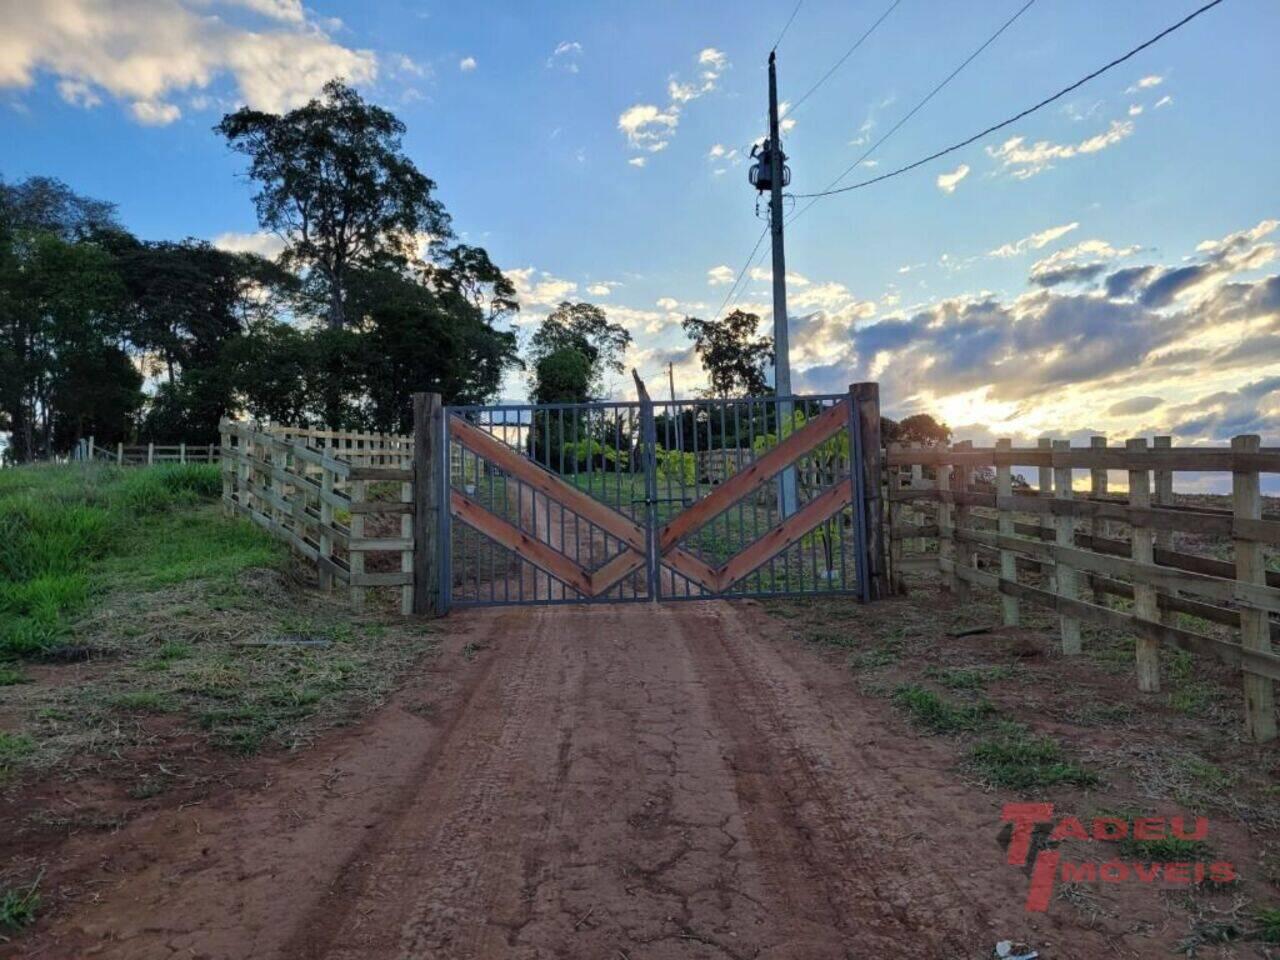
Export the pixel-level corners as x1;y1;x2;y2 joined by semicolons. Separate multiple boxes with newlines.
2;601;1246;959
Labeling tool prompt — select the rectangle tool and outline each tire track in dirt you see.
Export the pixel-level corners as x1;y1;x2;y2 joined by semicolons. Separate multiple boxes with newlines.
21;600;1150;959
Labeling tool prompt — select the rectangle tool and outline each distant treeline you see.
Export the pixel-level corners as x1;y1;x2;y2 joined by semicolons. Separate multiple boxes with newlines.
1;81;523;463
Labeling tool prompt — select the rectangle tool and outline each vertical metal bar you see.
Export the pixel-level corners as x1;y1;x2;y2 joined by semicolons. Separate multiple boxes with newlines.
848;395;871;602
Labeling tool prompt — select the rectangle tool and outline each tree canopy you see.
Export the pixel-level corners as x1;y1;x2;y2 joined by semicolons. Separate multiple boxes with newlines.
682;309;774;397
2;82;525;462
528;301;631;401
215;79;451;331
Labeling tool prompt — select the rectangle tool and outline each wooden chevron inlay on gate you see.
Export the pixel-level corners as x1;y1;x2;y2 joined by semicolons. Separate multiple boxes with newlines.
449;402;853;597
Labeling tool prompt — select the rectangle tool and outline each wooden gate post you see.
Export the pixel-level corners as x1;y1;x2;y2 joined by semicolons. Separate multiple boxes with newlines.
412;392;443;616
850;382;888;600
1233;434;1276;741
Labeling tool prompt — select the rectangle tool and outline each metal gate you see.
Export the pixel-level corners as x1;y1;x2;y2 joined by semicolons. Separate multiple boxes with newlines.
441;383;881;610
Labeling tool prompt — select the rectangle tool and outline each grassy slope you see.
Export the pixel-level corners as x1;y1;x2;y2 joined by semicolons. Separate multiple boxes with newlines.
1;464;436;769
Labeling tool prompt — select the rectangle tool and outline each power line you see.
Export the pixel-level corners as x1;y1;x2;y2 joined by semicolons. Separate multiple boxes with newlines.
789;0;1037;223
794;0;1227;201
771;0;804;52
786;0;904;120
710;224;769;322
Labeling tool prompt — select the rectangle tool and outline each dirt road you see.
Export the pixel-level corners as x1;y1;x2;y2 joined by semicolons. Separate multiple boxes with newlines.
23;601;1148;959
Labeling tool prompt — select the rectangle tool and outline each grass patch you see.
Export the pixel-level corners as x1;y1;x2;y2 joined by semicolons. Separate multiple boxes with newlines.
924;664;1014;689
1256;908;1280;943
0;873;41;932
0;732;35;774
0;463;282;659
0;664;27;685
892;684;994;733
968;725;1098;790
109;690;176;713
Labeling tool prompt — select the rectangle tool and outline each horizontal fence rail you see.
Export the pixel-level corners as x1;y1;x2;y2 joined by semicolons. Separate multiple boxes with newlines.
219;419;415;613
74;437;220;465
886;435;1280;742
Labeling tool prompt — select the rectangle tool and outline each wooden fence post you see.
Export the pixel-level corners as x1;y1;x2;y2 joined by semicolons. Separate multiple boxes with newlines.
1153;435;1173;551
888;443;904;594
117;441;124;465
412;392;443;616
1128;437;1160;692
1233;434;1276;741
850;382;888;600
147;441;154;465
219;421;232;516
349;478;366;613
995;438;1019;626
1038;438;1055;593
1053;439;1081;655
909;443;925;556
937;450;957;593
180;441;186;464
953;440;974;601
1090;436;1108;605
318;464;335;592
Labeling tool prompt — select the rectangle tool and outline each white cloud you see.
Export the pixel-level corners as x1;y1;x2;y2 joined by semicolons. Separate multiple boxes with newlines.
1028;238;1142;286
935;163;970;195
1126;74;1164;93
131;99;181;125
987;120;1134;179
656;297;679;310
57;79;101;108
1154;95;1173;109
586;281;620;297
618;104;679;152
223;0;305;22
618;46;728;162
507;267;578;307
547;40;582;72
1128;104;1143;117
459;56;477;72
0;0;378;121
628;156;648;168
212;230;287;258
988;222;1079;258
707;265;735;286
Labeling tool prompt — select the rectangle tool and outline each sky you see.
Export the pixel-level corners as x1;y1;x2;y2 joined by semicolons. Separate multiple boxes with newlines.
2;0;1278;455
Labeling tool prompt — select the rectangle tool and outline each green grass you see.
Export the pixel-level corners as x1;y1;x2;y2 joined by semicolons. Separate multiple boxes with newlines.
1256;908;1280;943
0;732;35;776
968;725;1098;790
924;664;1014;689
0;463;282;659
0;664;27;685
110;690;177;713
0;873;41;932
892;684;995;733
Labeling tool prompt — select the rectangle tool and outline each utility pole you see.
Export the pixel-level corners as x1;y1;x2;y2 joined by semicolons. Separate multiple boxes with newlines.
766;50;798;516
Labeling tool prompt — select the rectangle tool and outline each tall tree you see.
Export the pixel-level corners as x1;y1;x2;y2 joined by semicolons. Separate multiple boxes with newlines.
110;237;293;441
343;266;521;432
0;179;138;461
215;79;451;330
528;301;631;398
682;309;773;397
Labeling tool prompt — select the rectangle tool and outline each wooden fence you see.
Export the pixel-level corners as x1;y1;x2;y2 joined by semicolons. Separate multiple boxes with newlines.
885;436;1280;742
76;437;220;465
219;419;415;614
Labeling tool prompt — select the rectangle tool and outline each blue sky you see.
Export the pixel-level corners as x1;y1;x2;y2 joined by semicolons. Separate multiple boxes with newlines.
2;0;1278;456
